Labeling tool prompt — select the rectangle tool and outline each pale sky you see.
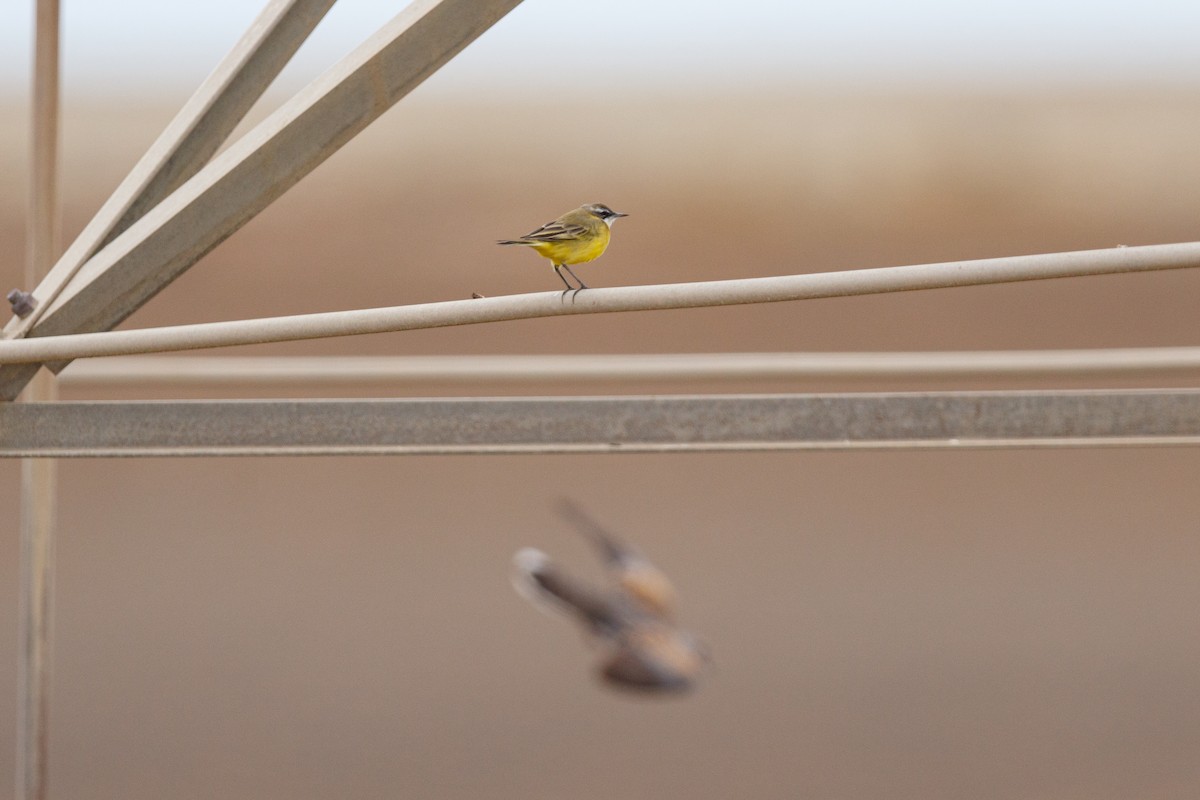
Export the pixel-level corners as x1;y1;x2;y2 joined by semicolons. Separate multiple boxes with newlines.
2;0;1200;97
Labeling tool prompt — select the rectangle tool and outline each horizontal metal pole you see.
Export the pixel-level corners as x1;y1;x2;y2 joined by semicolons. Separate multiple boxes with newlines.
2;391;1199;457
57;348;1200;386
1;241;1199;367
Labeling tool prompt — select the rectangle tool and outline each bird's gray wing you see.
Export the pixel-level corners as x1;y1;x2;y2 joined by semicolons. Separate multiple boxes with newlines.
518;221;588;242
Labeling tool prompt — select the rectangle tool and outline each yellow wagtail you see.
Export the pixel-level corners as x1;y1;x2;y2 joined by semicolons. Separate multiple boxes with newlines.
497;203;628;291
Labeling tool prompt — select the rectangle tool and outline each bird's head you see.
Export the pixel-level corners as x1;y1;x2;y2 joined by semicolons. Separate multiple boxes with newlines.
583;203;629;226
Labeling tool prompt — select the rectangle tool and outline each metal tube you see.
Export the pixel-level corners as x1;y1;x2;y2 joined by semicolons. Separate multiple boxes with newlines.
55;348;1200;386
0;241;1199;366
18;2;60;798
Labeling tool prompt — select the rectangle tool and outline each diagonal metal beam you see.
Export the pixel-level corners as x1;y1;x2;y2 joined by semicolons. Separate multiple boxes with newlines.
0;0;524;401
2;391;1200;457
4;0;338;342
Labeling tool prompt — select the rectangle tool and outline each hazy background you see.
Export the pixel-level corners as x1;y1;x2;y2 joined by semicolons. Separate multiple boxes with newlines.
2;2;1200;798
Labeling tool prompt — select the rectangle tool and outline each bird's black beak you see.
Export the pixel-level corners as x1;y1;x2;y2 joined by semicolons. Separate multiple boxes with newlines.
613;211;629;218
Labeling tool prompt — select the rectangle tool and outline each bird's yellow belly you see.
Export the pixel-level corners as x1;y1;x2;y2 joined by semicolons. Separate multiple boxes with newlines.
530;228;610;265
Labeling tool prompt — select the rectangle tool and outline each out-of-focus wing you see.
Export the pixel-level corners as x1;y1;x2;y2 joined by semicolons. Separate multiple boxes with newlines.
511;548;620;634
555;499;678;620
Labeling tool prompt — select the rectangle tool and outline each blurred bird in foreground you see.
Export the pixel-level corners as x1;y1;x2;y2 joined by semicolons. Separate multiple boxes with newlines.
512;499;707;694
497;203;628;291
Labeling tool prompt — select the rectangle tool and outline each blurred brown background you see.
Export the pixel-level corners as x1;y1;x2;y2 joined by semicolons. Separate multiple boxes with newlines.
2;68;1200;800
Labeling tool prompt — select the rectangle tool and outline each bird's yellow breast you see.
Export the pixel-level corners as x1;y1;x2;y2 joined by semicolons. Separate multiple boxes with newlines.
529;223;611;266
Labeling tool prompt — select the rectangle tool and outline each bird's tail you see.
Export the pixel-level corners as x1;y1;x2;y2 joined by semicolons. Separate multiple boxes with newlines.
496;238;534;246
554;498;632;567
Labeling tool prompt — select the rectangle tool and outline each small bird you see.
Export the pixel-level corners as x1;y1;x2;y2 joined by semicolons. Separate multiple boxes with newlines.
497;203;629;291
512;499;707;694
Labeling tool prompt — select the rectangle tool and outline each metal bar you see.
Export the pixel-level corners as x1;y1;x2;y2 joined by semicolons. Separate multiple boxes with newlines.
0;240;1198;367
0;0;524;400
55;348;1200;386
3;0;338;341
2;391;1199;457
18;2;60;799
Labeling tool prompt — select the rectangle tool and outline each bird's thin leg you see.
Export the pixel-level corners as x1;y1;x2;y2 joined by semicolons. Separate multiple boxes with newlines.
562;265;589;290
554;264;576;299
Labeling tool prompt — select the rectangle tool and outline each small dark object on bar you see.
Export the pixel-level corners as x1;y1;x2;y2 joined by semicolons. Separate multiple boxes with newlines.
7;290;37;319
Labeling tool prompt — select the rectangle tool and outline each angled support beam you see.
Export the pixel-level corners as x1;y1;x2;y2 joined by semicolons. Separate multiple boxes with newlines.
0;0;524;400
1;391;1199;457
4;0;337;342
